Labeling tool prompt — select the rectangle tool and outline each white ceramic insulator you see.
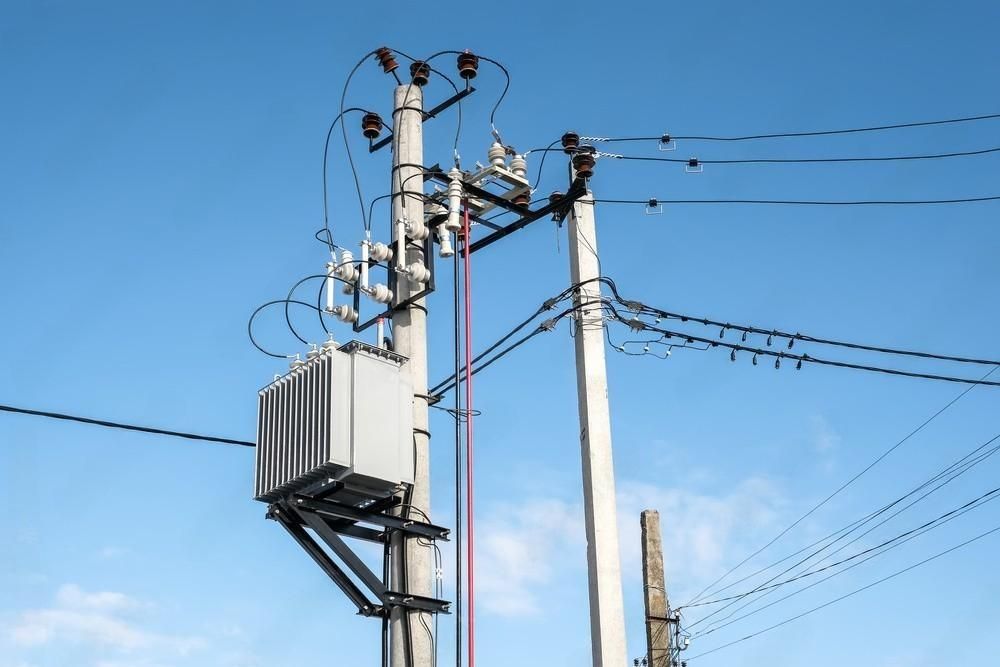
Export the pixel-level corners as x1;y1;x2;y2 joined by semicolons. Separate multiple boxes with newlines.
370;241;393;263
436;223;454;258
376;318;384;349
406;218;429;241
369;283;393;304
336;250;357;281
359;241;370;291
332;305;358;323
488;141;506;167
321;335;338;351
325;261;336;311
306;344;320;360
510;153;527;178
446;169;463;232
407;262;431;285
289;355;305;370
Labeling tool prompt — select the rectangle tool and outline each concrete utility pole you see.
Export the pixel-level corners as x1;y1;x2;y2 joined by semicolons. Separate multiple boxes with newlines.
568;191;628;667
390;83;433;667
641;510;672;667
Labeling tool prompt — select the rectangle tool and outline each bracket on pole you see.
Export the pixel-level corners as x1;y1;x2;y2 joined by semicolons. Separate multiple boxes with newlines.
369;87;476;153
267;486;451;618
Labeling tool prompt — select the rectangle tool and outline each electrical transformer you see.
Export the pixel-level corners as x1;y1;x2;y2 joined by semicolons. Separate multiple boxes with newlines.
254;340;413;503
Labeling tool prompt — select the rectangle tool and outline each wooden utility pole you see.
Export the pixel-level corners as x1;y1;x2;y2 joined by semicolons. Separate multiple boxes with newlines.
641;510;671;667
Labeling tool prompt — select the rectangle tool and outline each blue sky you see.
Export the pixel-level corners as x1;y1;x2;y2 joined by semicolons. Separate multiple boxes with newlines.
2;1;999;666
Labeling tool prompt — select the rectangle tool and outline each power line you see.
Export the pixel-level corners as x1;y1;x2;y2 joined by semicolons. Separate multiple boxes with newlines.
607;313;1000;388
583;111;1000;143
626;304;1000;367
693;467;1000;638
685;522;1000;661
689;481;1000;613
594;195;1000;206
0;404;254;447
686;426;1000;618
598;145;1000;165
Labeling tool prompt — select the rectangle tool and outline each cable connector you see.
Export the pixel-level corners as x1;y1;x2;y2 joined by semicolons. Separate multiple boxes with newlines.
540;318;558;332
542;297;559;310
627;317;646;332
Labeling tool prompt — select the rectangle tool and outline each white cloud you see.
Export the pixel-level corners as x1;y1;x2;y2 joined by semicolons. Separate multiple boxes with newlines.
476;498;584;616
475;476;785;616
8;584;205;656
616;478;784;597
810;415;841;453
55;584;143;614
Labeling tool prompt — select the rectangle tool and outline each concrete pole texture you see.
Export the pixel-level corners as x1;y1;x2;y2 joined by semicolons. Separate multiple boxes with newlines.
389;83;433;667
568;191;628;667
641;509;671;667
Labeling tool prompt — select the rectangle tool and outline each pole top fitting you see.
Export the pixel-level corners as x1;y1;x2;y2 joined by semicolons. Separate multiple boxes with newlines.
561;131;580;154
409;61;431;86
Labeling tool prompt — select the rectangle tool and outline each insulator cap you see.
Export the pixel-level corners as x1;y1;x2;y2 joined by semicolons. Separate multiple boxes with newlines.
561;131;580;154
572;147;596;179
374;47;399;74
457;50;479;80
361;112;383;140
409;61;431;86
549;191;564;205
512;192;530;207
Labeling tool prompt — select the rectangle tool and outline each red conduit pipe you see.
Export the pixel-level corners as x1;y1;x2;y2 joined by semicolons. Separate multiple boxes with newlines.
462;202;476;667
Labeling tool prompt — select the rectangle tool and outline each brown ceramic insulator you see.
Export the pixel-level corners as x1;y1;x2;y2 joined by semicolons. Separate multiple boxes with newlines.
457;51;479;80
374;47;399;74
549;191;564;206
409;61;431;86
512;192;531;207
572;151;596;178
561;131;580;154
361;112;383;140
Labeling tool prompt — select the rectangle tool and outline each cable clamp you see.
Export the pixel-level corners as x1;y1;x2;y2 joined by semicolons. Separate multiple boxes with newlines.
596;151;623;159
540;318;558;331
580;136;610;142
